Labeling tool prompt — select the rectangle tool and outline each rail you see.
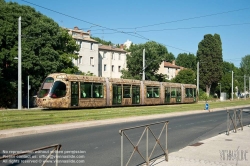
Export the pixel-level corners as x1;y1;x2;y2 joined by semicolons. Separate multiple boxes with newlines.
226;109;243;135
0;144;62;166
119;120;169;166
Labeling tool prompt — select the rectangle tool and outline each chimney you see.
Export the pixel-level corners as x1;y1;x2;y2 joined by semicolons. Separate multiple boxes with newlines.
172;60;175;65
74;26;79;30
87;30;91;35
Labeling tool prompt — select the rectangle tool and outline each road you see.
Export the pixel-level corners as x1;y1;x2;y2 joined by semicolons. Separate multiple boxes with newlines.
0;108;250;166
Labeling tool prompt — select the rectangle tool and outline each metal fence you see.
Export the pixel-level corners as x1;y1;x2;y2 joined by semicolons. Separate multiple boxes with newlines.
119;120;169;166
226;109;243;135
0;144;62;166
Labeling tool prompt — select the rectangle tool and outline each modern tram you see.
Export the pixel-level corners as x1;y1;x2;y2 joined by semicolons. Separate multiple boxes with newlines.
36;73;197;109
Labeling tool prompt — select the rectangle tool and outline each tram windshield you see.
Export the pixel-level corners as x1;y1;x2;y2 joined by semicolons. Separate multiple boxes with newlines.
37;77;54;98
49;81;66;98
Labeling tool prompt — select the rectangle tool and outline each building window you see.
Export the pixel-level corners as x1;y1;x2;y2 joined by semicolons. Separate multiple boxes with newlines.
112;53;114;60
104;64;106;71
90;57;94;66
90;43;93;50
112;65;114;72
103;52;106;58
79;56;82;64
168;68;170;73
118;66;121;72
118;53;121;60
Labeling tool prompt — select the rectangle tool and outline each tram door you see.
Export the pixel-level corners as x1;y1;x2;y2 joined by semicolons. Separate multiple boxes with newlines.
112;84;122;105
132;85;140;104
165;87;170;103
71;82;79;106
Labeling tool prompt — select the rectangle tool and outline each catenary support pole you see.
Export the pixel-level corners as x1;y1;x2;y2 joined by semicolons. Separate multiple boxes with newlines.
18;16;22;110
143;48;145;81
197;61;199;100
232;71;233;100
27;76;29;109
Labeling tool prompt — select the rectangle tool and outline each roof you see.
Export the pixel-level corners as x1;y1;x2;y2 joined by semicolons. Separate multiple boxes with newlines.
98;45;127;53
163;62;182;69
72;36;98;43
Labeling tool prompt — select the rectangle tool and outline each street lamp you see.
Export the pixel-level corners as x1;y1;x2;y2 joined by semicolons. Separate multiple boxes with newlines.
218;83;221;100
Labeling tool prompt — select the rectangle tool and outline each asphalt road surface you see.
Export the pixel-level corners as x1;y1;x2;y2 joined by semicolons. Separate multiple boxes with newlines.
1;108;250;166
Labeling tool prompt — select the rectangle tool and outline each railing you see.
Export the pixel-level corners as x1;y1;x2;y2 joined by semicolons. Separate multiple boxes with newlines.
226;109;243;135
119;120;169;166
0;144;62;166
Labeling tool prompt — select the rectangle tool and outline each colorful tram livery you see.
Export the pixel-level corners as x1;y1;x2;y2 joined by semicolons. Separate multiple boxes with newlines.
36;73;197;109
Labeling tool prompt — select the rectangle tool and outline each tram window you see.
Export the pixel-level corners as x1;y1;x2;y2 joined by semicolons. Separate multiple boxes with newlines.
93;83;103;98
147;86;159;98
171;88;176;98
123;84;131;98
37;77;54;98
177;88;181;97
80;82;103;98
185;88;193;98
50;81;66;98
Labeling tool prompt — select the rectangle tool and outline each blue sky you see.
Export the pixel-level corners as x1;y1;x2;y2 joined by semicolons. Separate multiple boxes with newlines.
7;0;250;67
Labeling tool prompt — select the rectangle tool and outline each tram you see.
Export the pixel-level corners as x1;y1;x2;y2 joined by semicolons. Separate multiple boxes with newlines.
36;73;197;109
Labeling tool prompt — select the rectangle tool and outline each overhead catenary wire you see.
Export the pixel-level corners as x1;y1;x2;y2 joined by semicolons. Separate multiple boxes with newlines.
21;0;249;57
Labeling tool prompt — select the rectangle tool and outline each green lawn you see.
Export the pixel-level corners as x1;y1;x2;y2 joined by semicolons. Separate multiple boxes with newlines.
0;99;249;130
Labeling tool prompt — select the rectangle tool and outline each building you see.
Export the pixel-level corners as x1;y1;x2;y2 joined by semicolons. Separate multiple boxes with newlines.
123;39;132;49
67;26;127;78
98;45;127;78
157;60;184;80
67;27;99;76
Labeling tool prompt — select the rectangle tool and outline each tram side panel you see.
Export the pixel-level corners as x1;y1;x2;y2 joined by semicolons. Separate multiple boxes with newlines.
143;81;161;105
76;77;107;108
182;84;197;103
161;82;182;104
108;78;141;106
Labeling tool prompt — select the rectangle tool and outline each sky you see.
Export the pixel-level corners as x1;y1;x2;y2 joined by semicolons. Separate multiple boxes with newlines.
7;0;250;67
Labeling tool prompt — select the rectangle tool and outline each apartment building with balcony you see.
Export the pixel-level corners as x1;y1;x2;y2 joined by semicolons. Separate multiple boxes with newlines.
98;45;127;78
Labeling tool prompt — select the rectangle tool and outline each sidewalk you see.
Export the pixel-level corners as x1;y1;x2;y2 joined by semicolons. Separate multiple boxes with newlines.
155;126;250;166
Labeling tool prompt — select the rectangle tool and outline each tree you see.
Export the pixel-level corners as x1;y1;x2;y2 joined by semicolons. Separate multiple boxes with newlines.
240;54;250;74
197;34;223;96
91;36;113;46
0;0;79;107
121;41;169;81
176;53;196;71
165;52;175;62
171;69;196;84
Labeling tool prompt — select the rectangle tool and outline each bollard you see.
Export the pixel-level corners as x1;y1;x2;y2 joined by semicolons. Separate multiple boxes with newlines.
205;101;210;112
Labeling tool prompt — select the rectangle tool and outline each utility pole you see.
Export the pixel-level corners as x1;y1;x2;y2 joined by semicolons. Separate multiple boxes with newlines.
244;75;246;100
197;61;199;99
232;71;233;100
27;76;29;109
18;16;22;110
142;48;145;81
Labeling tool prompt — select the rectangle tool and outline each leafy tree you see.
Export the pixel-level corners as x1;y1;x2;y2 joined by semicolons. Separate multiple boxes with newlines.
91;36;113;46
172;69;196;84
165;52;175;62
0;0;79;107
176;53;196;71
240;54;250;80
197;34;223;96
121;41;168;81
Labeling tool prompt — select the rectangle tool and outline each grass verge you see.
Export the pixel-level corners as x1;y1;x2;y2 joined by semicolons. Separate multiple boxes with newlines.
0;99;249;130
